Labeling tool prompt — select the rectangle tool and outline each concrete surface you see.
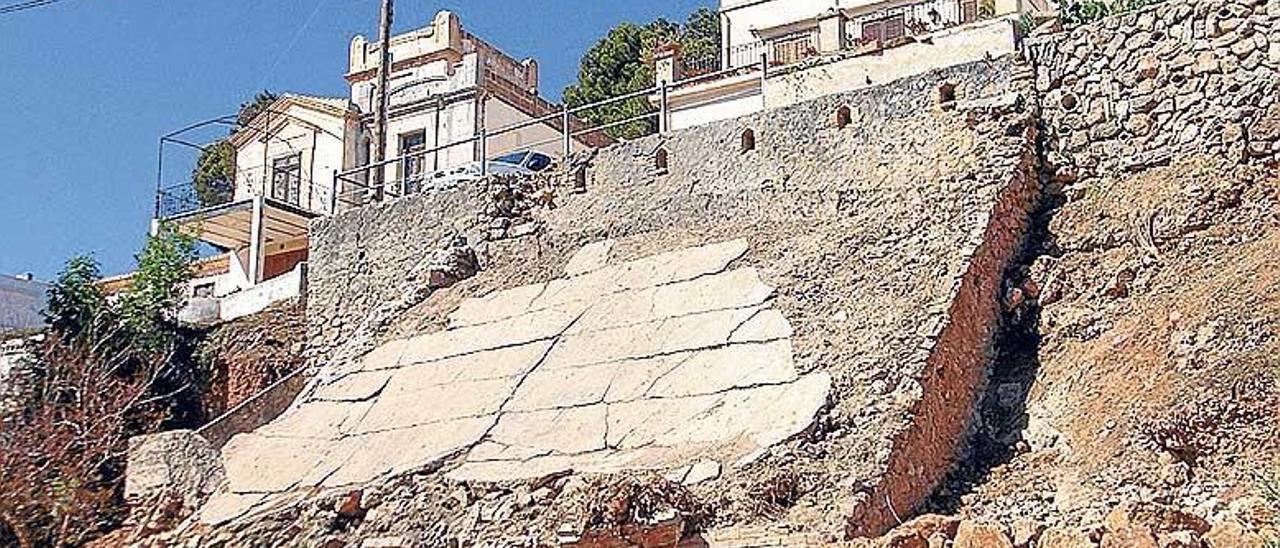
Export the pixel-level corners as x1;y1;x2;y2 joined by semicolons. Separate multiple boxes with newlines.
205;239;829;523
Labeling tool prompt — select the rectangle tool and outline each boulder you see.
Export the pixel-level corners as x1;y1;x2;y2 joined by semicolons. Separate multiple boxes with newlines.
1202;519;1268;547
1039;527;1096;548
125;430;225;511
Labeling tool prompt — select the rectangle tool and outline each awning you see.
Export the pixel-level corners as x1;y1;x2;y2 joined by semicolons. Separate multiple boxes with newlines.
163;198;317;250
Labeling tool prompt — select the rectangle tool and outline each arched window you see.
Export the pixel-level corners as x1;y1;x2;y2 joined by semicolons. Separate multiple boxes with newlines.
835;106;852;129
740;129;756;153
654;147;669;173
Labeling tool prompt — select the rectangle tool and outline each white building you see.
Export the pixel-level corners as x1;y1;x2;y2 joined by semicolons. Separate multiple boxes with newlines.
345;11;610;194
656;0;1048;130
142;11;608;324
0;274;48;333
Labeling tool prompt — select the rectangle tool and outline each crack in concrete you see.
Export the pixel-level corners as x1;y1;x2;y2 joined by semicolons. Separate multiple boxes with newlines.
724;306;768;343
547;334;789;375
446;256;751;331
458;306;593;459
361;334;561;373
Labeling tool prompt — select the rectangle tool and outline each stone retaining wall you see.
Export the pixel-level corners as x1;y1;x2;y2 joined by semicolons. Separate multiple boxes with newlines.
297;57;1039;539
1026;0;1279;176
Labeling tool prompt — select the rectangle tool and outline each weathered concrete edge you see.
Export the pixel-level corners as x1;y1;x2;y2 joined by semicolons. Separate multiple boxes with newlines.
845;121;1043;537
197;368;309;449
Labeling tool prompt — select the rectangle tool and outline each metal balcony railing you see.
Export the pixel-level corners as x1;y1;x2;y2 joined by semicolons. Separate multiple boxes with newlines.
156;167;339;220
726;28;819;70
333;60;767;208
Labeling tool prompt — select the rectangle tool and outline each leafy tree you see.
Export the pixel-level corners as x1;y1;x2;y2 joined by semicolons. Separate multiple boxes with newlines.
235;90;278;130
564;8;721;140
191;141;236;207
1;229;200;547
680;7;721;73
117;224;197;349
190;91;277;207
44;255;106;340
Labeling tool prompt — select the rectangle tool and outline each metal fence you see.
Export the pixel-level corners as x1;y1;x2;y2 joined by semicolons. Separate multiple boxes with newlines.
726;28;819;70
334;59;768;207
157;168;338;219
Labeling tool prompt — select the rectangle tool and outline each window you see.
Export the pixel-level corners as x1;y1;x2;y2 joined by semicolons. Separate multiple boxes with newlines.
740;129;756;153
862;21;883;44
883;15;905;41
495;151;528;165
525;153;553;172
937;83;957;108
192;282;215;298
399;131;427;194
271;153;302;205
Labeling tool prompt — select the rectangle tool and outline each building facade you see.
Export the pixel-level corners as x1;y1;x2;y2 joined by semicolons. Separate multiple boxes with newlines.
346;11;609;194
144;10;607;324
656;0;1047;130
0;274;48;334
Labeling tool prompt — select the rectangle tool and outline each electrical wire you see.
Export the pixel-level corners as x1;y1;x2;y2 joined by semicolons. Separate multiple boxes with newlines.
0;0;68;15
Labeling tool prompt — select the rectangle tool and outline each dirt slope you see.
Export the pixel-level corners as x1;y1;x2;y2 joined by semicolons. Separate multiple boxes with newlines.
926;155;1279;543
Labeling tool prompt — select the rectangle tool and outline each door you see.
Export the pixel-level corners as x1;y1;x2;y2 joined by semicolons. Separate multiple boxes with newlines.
399;131;427;194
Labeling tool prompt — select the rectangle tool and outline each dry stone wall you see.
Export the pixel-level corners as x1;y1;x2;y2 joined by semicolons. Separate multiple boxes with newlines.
1026;0;1279;176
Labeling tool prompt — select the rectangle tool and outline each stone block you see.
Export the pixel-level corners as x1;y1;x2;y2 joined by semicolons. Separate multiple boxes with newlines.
126;430;225;509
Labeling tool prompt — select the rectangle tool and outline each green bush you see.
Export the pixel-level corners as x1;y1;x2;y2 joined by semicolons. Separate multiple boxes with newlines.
1058;0;1162;26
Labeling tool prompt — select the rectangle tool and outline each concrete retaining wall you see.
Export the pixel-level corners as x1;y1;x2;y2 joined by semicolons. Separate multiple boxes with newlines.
196;369;307;449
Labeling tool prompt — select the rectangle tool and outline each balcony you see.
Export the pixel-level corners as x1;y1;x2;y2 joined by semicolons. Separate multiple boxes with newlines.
725;28;820;71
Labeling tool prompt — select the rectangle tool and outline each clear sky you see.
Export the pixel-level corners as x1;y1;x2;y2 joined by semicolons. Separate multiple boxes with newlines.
0;0;711;280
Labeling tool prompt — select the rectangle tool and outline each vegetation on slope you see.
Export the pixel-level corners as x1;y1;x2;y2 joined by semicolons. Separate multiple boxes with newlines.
0;227;202;547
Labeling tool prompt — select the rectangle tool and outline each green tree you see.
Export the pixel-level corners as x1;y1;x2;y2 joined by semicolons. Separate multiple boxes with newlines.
680;7;721;73
190;91;277;207
235;90;278;129
43;255;106;340
117;224;197;349
191;140;236;207
564;8;721;140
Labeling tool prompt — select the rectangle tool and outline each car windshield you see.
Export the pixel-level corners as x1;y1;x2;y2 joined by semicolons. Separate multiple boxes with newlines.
494;152;527;165
525;153;552;171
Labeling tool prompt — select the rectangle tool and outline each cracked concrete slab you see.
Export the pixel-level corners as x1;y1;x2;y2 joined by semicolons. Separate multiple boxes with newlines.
564;238;614;276
208;239;829;521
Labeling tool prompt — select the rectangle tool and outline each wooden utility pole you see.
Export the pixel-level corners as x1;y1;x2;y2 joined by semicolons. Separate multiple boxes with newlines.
371;0;394;201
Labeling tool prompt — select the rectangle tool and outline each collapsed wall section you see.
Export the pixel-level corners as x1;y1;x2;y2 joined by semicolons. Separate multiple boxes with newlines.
222;57;1042;541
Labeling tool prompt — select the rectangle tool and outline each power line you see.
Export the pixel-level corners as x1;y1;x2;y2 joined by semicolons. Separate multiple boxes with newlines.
0;0;68;15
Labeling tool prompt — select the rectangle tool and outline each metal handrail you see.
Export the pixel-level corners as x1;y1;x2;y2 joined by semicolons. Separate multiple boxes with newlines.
328;59;767;210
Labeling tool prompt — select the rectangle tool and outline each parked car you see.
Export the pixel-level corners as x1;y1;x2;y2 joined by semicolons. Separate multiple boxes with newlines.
423;150;554;189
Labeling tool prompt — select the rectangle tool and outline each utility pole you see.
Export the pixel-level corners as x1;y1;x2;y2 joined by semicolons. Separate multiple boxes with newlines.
371;0;394;201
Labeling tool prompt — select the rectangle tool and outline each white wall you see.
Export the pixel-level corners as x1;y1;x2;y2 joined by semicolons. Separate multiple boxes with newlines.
218;263;306;322
0;276;48;332
484;98;589;159
721;0;834;47
668;76;766;131
764;16;1018;109
234;102;348;216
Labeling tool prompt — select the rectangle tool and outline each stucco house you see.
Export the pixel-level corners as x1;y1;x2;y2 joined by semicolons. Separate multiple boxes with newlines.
343;11;609;196
143;10;606;324
656;0;1050;129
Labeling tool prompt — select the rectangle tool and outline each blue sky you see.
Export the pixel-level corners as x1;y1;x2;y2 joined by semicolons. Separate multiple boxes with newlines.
0;0;710;280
